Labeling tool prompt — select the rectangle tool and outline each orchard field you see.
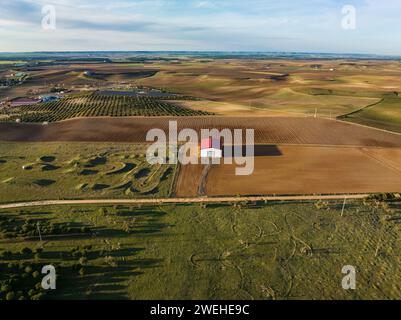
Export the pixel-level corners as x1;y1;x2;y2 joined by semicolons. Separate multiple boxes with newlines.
0;91;210;123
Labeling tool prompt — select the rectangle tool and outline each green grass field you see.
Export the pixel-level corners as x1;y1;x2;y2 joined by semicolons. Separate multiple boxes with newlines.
0;142;177;202
342;95;401;133
1;198;401;300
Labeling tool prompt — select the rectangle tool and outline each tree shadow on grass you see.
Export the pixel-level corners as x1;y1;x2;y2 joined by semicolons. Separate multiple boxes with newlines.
203;203;232;209
40;247;145;261
52;258;162;300
117;209;166;218
21;211;54;216
131;222;172;235
41;164;61;171
33;179;56;187
92;184;110;191
85;156;107;167
80;169;98;176
40;156;56;163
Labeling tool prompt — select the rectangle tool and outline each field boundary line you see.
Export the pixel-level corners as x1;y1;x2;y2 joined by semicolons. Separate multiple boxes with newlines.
169;162;181;197
337;98;384;119
0;194;369;209
337;117;401;137
359;148;401;176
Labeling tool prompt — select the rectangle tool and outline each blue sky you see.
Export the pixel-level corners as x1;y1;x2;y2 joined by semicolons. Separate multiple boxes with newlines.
0;0;401;54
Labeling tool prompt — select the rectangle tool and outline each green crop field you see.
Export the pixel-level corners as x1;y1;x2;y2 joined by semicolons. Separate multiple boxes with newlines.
0;60;26;65
0;142;177;202
1;197;401;300
341;95;401;133
0;91;210;123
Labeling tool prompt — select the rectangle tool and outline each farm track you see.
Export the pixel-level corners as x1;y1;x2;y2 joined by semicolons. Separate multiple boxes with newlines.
360;148;401;175
0;194;369;209
198;164;211;196
337;98;385;119
1;116;401;147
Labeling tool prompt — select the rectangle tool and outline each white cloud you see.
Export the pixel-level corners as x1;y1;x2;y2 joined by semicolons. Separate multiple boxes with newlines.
195;1;215;9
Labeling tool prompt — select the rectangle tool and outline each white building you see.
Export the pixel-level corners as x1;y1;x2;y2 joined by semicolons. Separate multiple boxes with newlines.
200;138;222;159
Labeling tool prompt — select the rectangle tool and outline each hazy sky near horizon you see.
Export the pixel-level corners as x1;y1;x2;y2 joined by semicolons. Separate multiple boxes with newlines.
0;0;401;54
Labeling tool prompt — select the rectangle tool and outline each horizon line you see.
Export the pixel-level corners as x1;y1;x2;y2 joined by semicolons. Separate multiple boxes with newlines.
0;50;400;58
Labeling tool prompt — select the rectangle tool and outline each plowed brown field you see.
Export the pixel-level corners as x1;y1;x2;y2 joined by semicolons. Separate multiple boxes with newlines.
1;116;401;147
174;164;205;197
200;146;401;196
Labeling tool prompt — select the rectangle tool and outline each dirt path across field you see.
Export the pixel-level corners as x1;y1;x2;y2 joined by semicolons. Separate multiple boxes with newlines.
0;194;369;209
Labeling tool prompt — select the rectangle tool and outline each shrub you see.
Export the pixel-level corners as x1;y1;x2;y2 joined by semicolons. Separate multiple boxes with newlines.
18;262;27;270
7;262;16;269
1;284;11;293
0;250;12;258
79;267;86;276
6;291;15;300
24;266;33;274
20;247;33;256
31;293;45;300
79;257;88;265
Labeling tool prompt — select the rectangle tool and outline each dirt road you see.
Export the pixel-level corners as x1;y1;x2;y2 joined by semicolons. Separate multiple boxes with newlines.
0;194;368;209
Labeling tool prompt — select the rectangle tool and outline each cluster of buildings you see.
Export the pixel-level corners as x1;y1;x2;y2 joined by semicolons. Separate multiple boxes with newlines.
2;94;61;108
